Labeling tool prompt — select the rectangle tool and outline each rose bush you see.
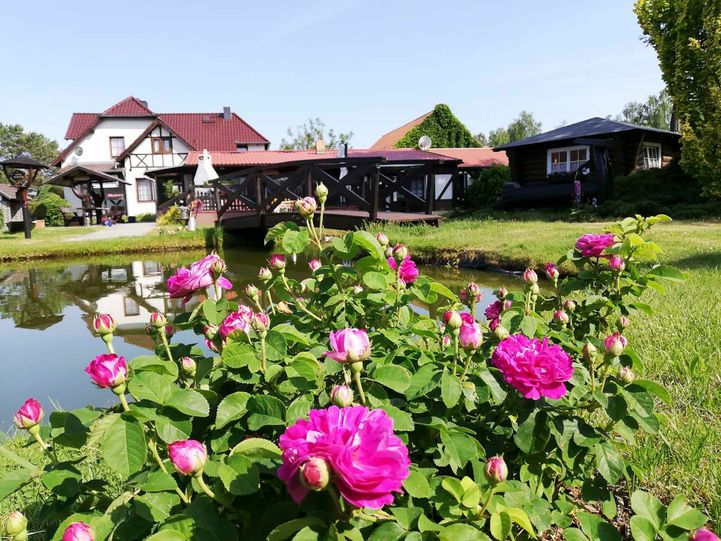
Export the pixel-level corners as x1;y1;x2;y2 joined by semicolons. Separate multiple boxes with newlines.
0;207;715;540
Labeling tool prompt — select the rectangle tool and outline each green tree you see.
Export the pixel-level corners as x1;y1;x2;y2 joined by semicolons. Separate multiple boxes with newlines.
635;0;721;196
616;89;673;130
395;104;479;148
279;118;353;150
479;111;542;148
0;123;58;184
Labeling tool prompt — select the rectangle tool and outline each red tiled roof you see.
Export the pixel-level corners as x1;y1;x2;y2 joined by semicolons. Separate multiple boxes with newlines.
64;113;99;140
158;113;269;149
101;96;154;117
430;147;508;168
370;111;432;150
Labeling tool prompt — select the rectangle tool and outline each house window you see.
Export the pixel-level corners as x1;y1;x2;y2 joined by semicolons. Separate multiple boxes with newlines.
109;137;125;157
137;178;155;202
151;137;173;154
124;297;140;316
236;144;248;152
642;143;662;169
547;145;589;175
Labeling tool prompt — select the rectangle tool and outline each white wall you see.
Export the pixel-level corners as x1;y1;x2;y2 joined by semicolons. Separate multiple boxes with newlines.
435;174;453;200
60;118;152;168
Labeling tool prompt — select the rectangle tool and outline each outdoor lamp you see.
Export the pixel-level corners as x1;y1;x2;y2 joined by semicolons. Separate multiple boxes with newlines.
0;155;49;239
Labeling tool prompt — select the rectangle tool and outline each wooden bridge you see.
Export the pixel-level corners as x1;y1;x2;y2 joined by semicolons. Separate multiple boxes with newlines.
160;155;460;231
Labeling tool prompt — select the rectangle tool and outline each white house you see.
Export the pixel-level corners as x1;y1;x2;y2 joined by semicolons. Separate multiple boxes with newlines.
51;97;269;219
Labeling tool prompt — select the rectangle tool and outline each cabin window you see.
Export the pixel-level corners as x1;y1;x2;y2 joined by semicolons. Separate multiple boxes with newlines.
547;146;589;175
236;144;248;152
151;137;173;154
109;137;125;157
136;178;155;202
642;143;662;169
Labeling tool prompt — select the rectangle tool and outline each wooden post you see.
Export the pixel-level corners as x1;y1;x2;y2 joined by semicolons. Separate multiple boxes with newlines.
425;173;435;215
305;166;313;197
255;173;263;214
213;182;222;219
369;164;380;221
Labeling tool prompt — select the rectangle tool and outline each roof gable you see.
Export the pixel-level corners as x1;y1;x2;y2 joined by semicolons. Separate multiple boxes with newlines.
65;113;99;140
101;96;154;117
371;112;432;149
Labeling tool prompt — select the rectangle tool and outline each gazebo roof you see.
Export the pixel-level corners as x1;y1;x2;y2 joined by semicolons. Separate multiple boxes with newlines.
0;155;49;169
49;164;129;187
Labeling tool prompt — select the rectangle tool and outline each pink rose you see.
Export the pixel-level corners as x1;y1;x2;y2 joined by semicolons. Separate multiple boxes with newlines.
442;335;451;347
323;328;371;363
485;455;508;484
443;310;462;329
168;439;207;475
167;254;233;303
484;300;504;322
269;254;286;270
459;319;482;350
92;313;115;336
608;254;625;272
553;310;569;325
84;354;128;389
14;398;43;429
308;259;321;273
278;406;410;508
545;262;559;281
604;331;627;356
690;529;720;541
491;334;574;400
387;256;419;285
219;305;253;341
575;233;615;258
62;522;94;541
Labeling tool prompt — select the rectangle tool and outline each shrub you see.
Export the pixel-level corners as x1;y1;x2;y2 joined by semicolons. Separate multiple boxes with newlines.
157;206;184;225
467;164;511;207
29;186;72;227
135;213;157;223
1;207;714;540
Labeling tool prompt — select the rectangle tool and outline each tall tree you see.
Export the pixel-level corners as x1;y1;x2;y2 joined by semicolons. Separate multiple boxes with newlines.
279;118;353;150
616;89;673;130
0;123;59;184
479;111;542;147
635;0;721;196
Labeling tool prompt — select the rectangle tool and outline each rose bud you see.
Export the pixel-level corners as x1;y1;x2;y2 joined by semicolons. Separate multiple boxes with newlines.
245;284;259;298
690;528;720;541
522;268;538;284
496;287;508;299
392;244;408;263
62;522;95;541
5;511;28;537
467;282;482;302
353;284;364;295
485;455;508;485
529;283;540;295
604;331;628;357
618;366;634;384
149;311;167;328
258;267;273;281
443;310;463;330
459;321;483;350
619;316;630;329
84;354;128;389
203;324;218;340
211;258;228;276
299;457;331;491
459;290;468;302
493;324;510;341
276;301;292;314
442;335;451;347
168;439;208;476
92;313;116;336
269;254;286;271
503;299;513;311
14;398;43;430
324;328;371;363
330;384;354;407
180;356;197;377
252;312;271;332
563;299;577;313
376;232;389;247
205;338;220;353
296;197;317;219
582;341;598;362
315;182;329;203
165;325;174;338
553;310;569;325
608;254;625;273
308;259;321;273
545;262;559;281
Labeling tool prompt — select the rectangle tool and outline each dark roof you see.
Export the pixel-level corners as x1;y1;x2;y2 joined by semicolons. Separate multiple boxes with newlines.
0;183;19;200
0;155;49;168
50;164;130;186
494;117;680;150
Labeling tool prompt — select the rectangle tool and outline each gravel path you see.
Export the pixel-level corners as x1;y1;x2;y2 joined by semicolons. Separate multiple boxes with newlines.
66;222;157;241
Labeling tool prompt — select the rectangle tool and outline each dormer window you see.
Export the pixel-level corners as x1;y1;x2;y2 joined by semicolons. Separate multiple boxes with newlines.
151;137;173;154
109;137;125;157
236;144;248;152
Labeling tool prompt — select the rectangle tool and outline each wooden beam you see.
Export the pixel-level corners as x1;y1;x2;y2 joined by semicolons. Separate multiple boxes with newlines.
425;172;435;214
369;165;380;221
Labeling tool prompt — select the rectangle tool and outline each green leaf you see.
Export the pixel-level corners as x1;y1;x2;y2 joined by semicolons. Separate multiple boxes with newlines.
631;380;671;404
490;511;511;540
222;342;260;371
264;330;288;361
218;454;260;495
231;437;282;459
0;469;35;500
202;298;229;325
146;531;188;541
439;523;487;541
101;415;147;478
441;430;478;472
267;518;327;541
282;228;311;254
441;477;465;502
135;492;180;522
362;271;389;290
247;395;285;430
265;221;299;245
368;522;406;541
215;392;251;429
648;265;685;282
514;411;550;455
156;414;192;444
630;516;657;541
520;316;538;338
42;463;82;497
128;372;176;405
430;281;457;300
130;355;179;377
403;470;432;499
665;495;708;529
273;323;311;346
630;491;665;529
505;507;537;538
441;369;462;408
166;388;210;417
576;511;621;541
142;470;178;493
595;442;626;485
372;364;412;393
405;364;441;400
380;404;414;432
478;368;507;403
352;230;386;261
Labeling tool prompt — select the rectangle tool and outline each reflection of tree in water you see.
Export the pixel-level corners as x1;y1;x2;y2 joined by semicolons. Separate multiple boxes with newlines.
0;267;73;329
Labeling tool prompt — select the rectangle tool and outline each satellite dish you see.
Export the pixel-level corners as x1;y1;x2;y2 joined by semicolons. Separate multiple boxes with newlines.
418;136;432;151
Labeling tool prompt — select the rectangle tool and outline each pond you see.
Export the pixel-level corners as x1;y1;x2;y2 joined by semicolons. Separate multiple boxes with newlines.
0;249;514;431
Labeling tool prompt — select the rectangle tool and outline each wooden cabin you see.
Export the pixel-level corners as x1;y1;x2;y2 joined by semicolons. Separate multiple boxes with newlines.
494;117;681;207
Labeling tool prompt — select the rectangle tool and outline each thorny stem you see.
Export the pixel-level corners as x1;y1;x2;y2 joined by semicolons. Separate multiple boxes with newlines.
196;472;219;502
353;370;367;405
307;219;323;251
318;201;326;243
160;331;175;365
478;486;496;517
452;332;460;376
29;425;56;464
460;351;473;382
280;274;323;322
266;290;276;314
259;333;268;373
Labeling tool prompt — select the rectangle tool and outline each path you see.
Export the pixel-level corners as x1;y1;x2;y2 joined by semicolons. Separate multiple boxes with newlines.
67;222;157;241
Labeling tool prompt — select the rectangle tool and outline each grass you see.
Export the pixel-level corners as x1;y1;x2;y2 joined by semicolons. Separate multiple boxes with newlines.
373;215;721;525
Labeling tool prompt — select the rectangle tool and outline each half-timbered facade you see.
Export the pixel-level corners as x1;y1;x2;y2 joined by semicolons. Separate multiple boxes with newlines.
52;97;269;218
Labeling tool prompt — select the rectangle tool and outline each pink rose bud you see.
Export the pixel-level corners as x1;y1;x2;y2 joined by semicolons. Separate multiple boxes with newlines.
84;354;128;389
211;257;228;276
619;316;630;328
493;324;510;340
252;311;270;332
443;310;463;330
496;287;508;299
308;259;321;273
295;197;317;219
353;284;364;295
582;341;598;361
503;299;513;311
203;324;218;340
205;338;220;353
392;244;408;263
522;268;538;284
563;299;577;313
485;455;508;485
258;267;273;281
324;328;371;363
545;262;559;281
168;439;207;476
465;282;482;303
553;310;569;325
459;290;468;302
5;511;27;536
330;385;354;407
376;232;389;246
14;398;43;429
459;321;483;350
92;313;116;336
604;331;627;357
165;325;175;338
299;457;331;491
608;254;625;272
245;283;259;298
384;246;393;258
269;254;286;271
690;529;720;541
618;366;634;384
62;522;95;541
315;182;328;202
180;356;197;377
149;311;167;328
442;335;451;347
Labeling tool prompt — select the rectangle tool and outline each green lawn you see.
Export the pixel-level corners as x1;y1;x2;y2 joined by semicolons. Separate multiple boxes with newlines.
374;216;721;524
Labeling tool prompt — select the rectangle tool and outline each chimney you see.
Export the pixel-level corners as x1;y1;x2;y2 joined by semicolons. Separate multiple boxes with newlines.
315;139;326;153
140;100;149;109
223;106;231;120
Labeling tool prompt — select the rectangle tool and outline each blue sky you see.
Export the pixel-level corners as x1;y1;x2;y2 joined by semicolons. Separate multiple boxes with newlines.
0;1;664;149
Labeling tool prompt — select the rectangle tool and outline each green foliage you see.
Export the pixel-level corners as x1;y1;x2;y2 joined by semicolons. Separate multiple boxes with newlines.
478;111;543;148
157;206;184;226
0;124;58;185
279;118;353;150
466;165;511;208
396;104;480;148
135;213;157;223
29;186;72;226
615;89;674;130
